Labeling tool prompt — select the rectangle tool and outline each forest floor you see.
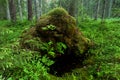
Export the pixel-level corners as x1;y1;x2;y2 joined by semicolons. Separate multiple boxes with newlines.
0;19;120;80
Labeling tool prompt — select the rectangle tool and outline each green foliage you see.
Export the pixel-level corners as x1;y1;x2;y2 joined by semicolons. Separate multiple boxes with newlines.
43;41;67;58
0;20;68;80
77;19;120;80
0;43;52;80
0;19;120;80
24;37;67;58
0;21;52;80
56;42;67;54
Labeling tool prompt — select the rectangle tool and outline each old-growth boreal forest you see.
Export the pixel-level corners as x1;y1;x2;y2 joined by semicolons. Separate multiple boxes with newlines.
0;0;120;80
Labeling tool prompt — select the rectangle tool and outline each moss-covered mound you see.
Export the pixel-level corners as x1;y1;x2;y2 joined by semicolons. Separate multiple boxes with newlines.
20;7;91;58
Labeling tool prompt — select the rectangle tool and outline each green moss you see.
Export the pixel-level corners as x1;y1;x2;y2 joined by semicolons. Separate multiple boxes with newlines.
47;7;68;16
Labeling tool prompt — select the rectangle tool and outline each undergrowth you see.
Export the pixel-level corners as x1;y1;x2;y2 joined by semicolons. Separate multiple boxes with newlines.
0;19;120;80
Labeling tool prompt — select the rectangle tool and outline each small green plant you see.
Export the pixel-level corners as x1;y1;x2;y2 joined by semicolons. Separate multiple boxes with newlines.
42;24;56;31
56;42;67;54
44;41;67;58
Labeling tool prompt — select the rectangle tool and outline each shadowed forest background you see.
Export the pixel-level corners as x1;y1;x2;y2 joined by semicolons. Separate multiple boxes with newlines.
0;0;120;80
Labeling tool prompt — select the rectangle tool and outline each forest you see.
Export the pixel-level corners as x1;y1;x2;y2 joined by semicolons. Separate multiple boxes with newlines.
0;0;120;80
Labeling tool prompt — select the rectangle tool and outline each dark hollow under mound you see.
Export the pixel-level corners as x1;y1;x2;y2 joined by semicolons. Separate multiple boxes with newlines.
49;53;88;77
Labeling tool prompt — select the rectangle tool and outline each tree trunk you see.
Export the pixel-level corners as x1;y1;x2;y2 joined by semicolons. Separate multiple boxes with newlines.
80;0;84;20
38;0;42;16
6;0;11;20
36;0;40;18
9;0;16;22
34;0;40;20
58;0;62;7
108;0;113;18
34;0;37;20
39;0;42;16
18;0;23;21
101;0;106;21
94;0;100;20
68;0;76;17
27;0;33;21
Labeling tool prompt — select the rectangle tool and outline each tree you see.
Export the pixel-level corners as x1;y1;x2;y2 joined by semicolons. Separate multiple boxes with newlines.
68;0;76;17
101;0;106;21
18;0;23;21
108;0;113;18
6;0;11;20
57;0;78;17
39;0;43;15
9;0;16;22
59;0;69;12
94;0;100;20
34;0;40;20
0;0;6;19
27;0;33;21
112;0;120;17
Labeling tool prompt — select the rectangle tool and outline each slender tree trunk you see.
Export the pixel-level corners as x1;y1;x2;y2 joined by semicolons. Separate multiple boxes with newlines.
18;0;23;21
36;0;40;18
27;0;33;21
85;0;89;16
81;0;84;20
34;0;40;20
6;0;11;20
68;0;76;17
9;0;16;22
79;0;84;20
58;0;62;7
94;0;100;20
108;0;113;18
101;0;106;21
104;0;109;18
34;0;37;20
39;0;42;16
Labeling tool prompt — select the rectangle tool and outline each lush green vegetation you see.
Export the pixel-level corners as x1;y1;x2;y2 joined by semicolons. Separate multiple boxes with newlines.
0;19;120;80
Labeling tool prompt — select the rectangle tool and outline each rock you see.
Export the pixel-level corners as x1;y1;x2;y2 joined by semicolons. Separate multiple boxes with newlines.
20;7;92;58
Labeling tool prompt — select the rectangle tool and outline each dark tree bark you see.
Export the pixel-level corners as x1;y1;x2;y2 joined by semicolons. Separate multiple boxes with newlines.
27;0;33;21
9;0;16;22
